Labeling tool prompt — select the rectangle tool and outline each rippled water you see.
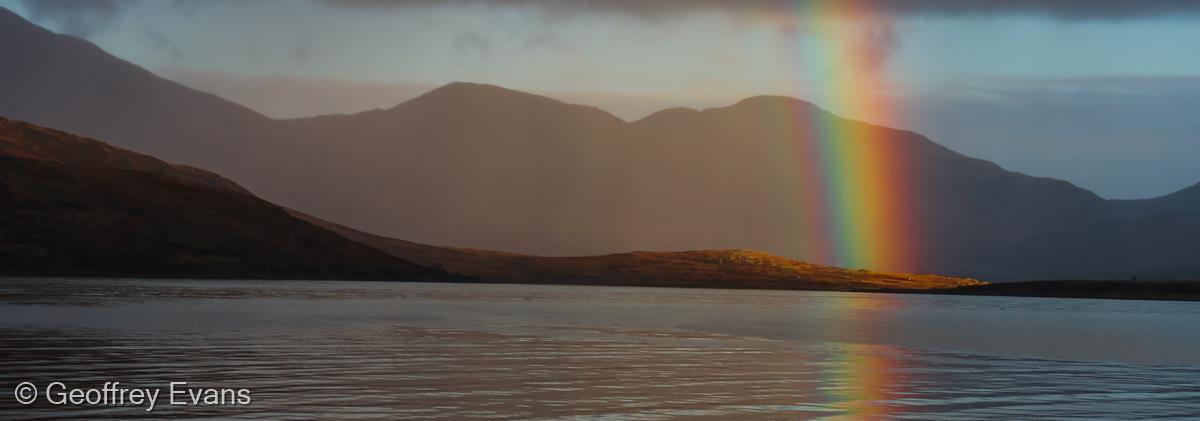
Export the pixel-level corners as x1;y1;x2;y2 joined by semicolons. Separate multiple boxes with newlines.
1;278;1198;420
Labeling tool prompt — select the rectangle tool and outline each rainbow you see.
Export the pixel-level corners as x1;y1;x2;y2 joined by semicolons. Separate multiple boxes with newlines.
761;5;926;417
770;2;919;272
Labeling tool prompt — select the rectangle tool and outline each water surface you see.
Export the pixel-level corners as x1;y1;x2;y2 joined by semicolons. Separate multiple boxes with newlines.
1;278;1198;419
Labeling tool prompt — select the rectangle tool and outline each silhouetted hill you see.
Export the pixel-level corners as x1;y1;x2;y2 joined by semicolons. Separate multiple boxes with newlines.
937;280;1200;302
263;85;1116;279
268;85;1200;280
0;116;249;194
0;119;441;280
0;113;977;289
1109;182;1200;218
623;95;1110;276
972;182;1200;280
982;211;1200;280
260;81;630;254
3;8;1199;281
291;209;983;291
0;6;270;174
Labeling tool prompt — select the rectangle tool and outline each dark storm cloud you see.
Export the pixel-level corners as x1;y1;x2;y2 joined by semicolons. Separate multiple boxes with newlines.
21;0;1200;40
315;0;1200;72
318;0;1200;20
19;0;135;37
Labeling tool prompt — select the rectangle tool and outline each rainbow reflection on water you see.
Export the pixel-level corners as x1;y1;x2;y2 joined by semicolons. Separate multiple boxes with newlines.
814;293;915;420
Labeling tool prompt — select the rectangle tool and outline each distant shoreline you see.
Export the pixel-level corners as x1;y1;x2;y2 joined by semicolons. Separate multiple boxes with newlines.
912;280;1200;302
3;275;1198;303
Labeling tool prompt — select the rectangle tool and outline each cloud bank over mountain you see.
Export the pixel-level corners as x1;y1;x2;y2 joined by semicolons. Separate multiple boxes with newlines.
320;0;1200;20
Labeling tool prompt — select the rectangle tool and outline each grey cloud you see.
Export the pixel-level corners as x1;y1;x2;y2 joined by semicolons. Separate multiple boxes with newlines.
20;0;1200;41
17;0;229;38
318;0;1198;75
451;30;491;65
141;29;183;62
292;39;313;64
318;0;1200;20
521;30;566;51
453;30;491;55
884;0;1200;20
906;76;1200;199
19;0;134;37
855;20;901;74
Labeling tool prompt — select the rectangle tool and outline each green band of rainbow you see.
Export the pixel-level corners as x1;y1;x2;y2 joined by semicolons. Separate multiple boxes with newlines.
775;1;919;272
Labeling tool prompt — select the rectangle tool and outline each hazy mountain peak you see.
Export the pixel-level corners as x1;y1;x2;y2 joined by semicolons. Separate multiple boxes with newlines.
632;96;823;127
727;95;823;112
430;81;531;96
389;81;625;125
407;81;570;107
632;107;701;124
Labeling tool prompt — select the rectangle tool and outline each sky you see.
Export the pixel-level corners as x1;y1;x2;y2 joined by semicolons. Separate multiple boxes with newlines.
4;0;1200;199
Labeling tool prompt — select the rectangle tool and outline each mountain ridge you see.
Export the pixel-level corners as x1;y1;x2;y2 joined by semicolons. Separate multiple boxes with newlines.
0;116;250;194
0;117;443;280
2;6;1194;201
0;5;269;173
3;7;1198;280
288;208;983;291
0;114;979;290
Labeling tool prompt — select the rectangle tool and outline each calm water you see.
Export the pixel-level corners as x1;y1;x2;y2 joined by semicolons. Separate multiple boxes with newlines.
1;278;1198;420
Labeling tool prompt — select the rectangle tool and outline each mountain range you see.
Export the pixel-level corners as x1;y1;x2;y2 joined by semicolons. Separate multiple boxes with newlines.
2;7;1197;281
0;115;979;291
